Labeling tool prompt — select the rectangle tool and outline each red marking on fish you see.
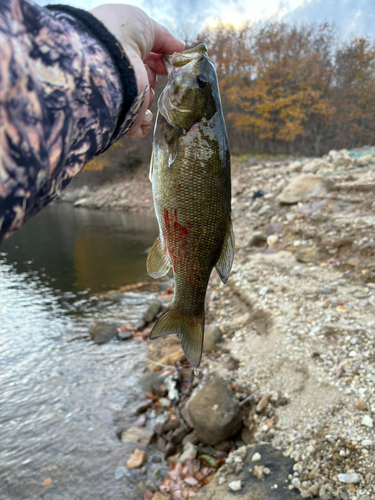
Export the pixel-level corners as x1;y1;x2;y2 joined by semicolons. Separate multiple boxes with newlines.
163;209;191;273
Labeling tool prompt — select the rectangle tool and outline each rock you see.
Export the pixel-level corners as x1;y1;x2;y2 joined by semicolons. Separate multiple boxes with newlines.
295;247;326;264
228;480;242;491
89;321;118;344
249;251;297;269
251;452;261;462
178;442;198;463
240;427;253;444
361;415;373;428
114;465;126;480
256;396;269;413
267;235;278;246
139;371;167;395
74;198;88;207
203;325;222;352
267;223;284;236
117;330;133;341
186;373;242;445
143;300;162;324
355;154;373;166
121;426;154;446
355;398;367;411
337;472;360;483
301;159;330;174
182;431;200;446
153;414;169;435
134;400;152;415
329;149;353;168
258;205;271;216
287;160;305;173
277;174;325;204
247;233;267;247
291;477;301;489
300;490;312;498
126;449;147;468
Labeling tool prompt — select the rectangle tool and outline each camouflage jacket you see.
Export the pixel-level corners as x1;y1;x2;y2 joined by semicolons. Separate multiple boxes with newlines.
0;0;144;243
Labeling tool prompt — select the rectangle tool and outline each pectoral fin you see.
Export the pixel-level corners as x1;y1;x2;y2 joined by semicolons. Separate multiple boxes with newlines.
147;236;171;279
166;127;180;168
215;221;235;284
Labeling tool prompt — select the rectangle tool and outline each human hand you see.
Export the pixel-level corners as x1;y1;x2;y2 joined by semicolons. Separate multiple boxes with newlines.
90;4;185;140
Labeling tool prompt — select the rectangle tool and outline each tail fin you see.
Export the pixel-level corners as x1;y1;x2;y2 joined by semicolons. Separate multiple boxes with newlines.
149;306;204;367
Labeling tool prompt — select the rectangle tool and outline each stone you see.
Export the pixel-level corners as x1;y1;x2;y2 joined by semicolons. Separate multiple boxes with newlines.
121;426;154;446
251;452;261;462
203;325;222;352
301;159;330;174
355;398;367;411
177;442;198;463
253;465;265;480
228;480;242;491
114;465;126;480
153;414;169;435
277;174;325;204
337;473;360;483
267;235;278;246
258;205;271;216
287;160;305;173
361;415;373;428
182;431;200;446
74;198;88;207
291;477;301;489
295;247;326;264
300;490;312;498
329;149;353;169
267;223;284;236
256;396;269;413
139;371;167;395
143;300;162;324
116;330;133;341
89;321;118;344
159;398;171;408
355;154;373;166
247;233;267;247
126;449;147;468
186;373;242;445
240;427;253;444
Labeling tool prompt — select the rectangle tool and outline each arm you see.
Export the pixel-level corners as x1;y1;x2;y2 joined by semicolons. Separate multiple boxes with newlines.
0;0;184;243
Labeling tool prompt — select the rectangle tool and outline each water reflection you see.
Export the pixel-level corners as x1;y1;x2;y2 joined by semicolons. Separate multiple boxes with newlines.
0;203;161;500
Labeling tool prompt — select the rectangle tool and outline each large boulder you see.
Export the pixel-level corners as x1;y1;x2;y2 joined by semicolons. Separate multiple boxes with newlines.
89;321;118;344
186;373;242;445
277;174;325;204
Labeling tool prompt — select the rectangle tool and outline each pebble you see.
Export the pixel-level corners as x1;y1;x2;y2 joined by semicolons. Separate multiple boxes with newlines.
337;472;360;483
256;396;268;413
291;477;301;489
267;235;278;246
228;480;242;492
355;398;367;411
251;452;262;462
126;449;147;469
159;398;171;408
253;465;265;480
361;415;373;428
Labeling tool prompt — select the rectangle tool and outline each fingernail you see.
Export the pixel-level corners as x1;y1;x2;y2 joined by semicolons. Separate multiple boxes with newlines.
143;110;154;125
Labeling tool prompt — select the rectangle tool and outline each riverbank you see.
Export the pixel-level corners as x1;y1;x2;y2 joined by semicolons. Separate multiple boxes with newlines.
68;149;375;500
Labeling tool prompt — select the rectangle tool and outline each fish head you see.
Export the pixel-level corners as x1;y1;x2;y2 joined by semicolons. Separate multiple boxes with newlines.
159;44;218;133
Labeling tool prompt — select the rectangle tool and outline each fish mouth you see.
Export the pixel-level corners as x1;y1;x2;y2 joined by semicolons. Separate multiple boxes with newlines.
163;44;208;76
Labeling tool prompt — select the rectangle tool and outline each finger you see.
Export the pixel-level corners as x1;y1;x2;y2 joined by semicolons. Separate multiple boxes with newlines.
145;64;157;89
148;88;155;108
150;19;185;54
144;53;168;76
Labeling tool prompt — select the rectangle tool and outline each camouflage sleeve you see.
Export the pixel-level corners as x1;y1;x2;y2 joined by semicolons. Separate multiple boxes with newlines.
0;0;145;243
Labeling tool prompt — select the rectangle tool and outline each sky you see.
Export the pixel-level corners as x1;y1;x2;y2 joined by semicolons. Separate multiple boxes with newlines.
37;0;310;36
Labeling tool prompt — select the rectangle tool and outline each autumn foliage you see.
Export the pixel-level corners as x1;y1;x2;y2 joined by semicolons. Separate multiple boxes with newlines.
190;23;375;156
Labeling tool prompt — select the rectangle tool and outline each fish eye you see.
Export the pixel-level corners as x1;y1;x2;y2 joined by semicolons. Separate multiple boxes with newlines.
196;74;209;89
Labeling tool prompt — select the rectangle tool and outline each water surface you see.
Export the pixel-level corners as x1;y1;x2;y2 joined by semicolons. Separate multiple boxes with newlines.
0;204;163;500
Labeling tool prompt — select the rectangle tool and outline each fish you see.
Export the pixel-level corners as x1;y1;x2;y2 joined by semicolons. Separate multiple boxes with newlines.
147;44;234;368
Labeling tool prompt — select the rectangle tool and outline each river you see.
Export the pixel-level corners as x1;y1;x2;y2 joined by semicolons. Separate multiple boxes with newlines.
0;203;165;500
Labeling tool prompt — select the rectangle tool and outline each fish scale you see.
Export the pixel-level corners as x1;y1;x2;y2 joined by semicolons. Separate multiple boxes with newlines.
147;44;234;367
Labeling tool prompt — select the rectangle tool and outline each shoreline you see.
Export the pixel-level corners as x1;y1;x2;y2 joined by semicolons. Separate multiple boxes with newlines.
71;151;375;499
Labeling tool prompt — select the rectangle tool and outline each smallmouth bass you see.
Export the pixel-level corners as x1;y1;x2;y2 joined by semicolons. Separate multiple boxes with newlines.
147;44;234;367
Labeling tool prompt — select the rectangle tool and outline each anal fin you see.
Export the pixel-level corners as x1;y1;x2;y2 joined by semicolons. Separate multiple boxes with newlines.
215;220;235;284
147;236;171;279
